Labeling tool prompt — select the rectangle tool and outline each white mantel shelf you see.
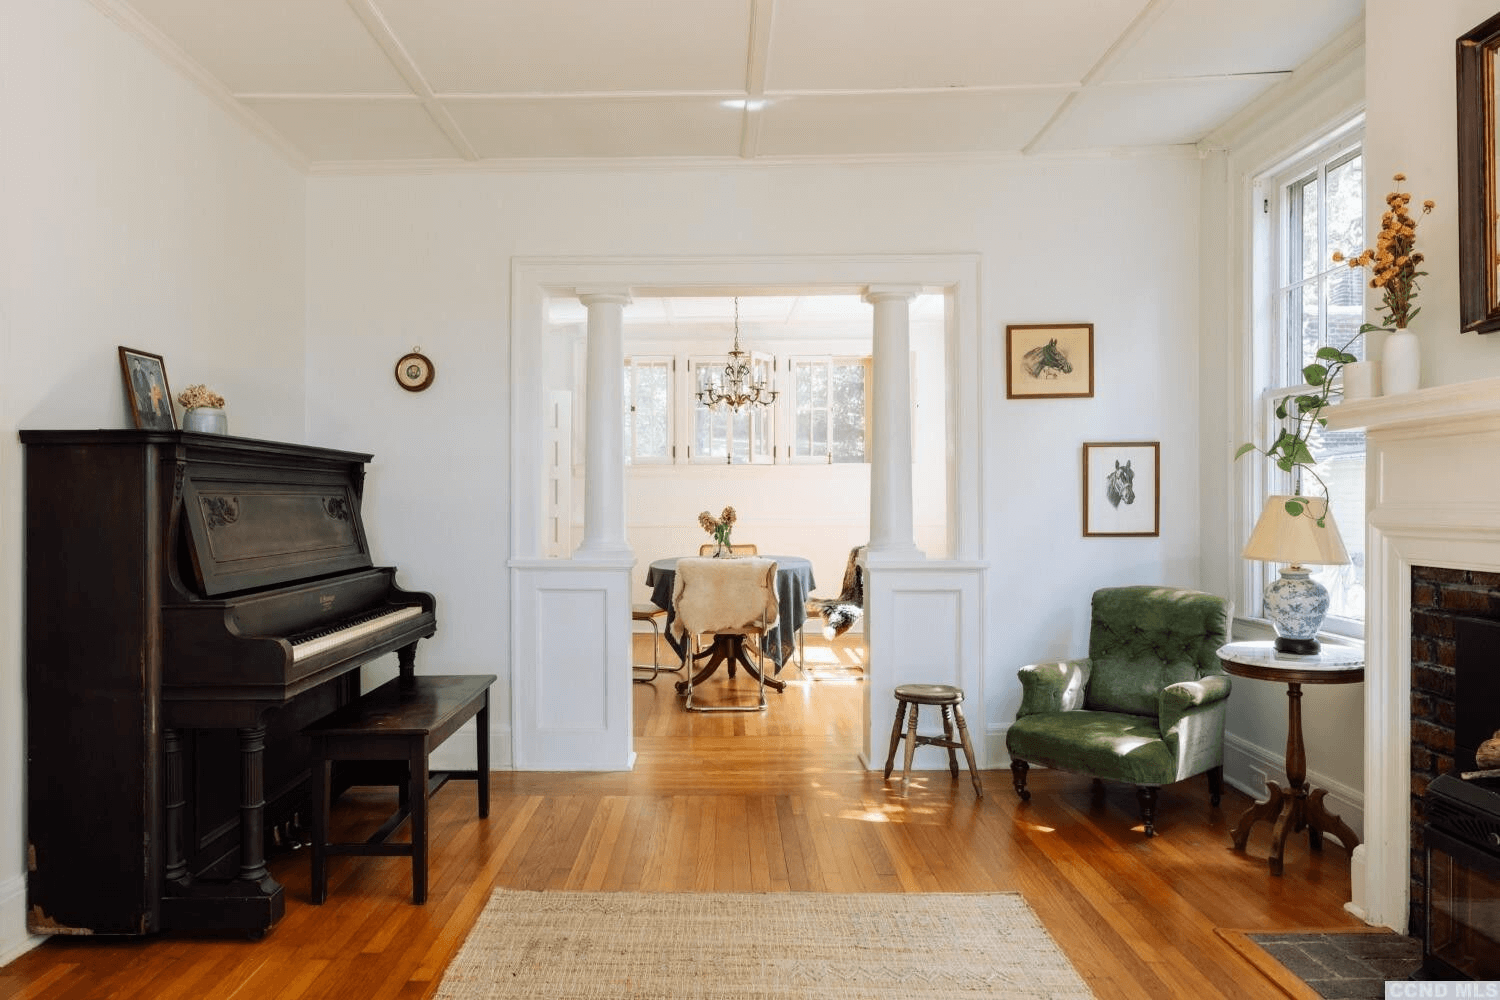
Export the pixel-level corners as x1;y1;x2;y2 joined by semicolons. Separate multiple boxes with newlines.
1326;375;1500;433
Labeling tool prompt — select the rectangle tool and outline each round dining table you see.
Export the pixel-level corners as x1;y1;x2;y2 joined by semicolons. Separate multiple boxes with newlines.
644;555;815;686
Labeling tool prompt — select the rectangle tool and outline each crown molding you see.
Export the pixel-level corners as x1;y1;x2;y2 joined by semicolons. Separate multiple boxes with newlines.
87;0;309;171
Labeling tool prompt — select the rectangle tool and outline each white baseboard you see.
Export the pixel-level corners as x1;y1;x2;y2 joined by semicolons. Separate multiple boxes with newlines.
1223;732;1364;838
0;872;43;968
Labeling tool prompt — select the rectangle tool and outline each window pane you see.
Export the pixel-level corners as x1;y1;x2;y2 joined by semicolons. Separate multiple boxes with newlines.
636;364;669;459
795;362;828;457
1327;153;1364;260
829;362;866;463
1328;266;1366;361
1291;175;1318;281
622;367;633;461
1299;281;1323;379
1306;426;1366;622
731;410;749;464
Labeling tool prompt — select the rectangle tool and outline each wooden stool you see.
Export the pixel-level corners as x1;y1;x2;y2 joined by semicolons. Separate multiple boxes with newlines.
882;684;983;798
304;673;494;905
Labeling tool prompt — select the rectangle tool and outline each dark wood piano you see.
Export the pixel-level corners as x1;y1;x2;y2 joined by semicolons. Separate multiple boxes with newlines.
22;430;436;937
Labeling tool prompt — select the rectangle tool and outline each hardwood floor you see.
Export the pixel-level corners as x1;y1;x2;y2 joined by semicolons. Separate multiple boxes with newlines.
1;635;1364;999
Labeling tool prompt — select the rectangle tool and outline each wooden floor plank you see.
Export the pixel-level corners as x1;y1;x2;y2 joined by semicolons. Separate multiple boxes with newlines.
0;634;1367;998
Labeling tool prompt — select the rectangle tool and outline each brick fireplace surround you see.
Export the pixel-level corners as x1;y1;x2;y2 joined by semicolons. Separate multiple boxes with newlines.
1407;565;1500;936
1326;375;1500;932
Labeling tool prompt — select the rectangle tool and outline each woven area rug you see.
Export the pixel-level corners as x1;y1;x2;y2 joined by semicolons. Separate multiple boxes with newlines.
434;890;1095;999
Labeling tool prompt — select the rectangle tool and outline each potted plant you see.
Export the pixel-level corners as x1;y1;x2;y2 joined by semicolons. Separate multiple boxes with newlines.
178;383;227;435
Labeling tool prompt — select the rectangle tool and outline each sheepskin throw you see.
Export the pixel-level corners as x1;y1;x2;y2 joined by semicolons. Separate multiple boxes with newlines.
811;546;865;638
669;557;780;643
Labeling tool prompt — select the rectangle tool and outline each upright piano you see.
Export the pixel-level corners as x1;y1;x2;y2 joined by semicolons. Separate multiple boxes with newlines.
23;430;436;936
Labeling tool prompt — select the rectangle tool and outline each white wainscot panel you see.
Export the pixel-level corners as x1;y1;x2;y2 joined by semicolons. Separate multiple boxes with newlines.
862;562;984;772
511;560;633;771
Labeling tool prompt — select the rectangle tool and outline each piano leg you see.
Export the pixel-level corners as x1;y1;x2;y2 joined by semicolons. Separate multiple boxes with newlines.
398;641;417;686
160;724;286;935
163;728;191;890
237;724;276;888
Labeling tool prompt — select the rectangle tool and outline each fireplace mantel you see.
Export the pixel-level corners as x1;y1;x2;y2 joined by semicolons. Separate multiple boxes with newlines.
1324;375;1500;931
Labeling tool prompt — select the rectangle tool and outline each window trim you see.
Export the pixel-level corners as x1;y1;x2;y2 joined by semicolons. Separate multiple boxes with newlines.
1244;119;1367;639
623;355;675;466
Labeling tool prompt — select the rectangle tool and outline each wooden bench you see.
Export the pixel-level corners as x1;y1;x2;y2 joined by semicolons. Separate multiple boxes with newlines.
303;672;495;904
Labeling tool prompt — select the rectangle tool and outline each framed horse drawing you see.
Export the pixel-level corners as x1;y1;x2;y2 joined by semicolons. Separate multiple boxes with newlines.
1082;441;1159;537
1005;323;1093;399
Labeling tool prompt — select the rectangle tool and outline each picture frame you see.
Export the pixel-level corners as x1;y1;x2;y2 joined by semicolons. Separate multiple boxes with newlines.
118;346;176;431
1457;12;1500;335
1082;441;1159;537
1005;323;1094;398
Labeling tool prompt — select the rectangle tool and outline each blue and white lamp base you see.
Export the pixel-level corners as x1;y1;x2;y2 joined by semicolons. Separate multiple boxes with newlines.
1264;565;1329;655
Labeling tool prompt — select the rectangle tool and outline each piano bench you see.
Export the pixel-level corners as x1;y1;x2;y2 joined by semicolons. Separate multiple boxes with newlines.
303;672;495;905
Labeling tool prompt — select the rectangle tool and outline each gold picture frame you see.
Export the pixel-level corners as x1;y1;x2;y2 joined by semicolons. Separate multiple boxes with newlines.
1082;441;1160;537
118;346;175;430
1005;323;1094;399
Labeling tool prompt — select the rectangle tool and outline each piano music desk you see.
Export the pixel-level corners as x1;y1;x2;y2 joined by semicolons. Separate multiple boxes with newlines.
304;673;495;905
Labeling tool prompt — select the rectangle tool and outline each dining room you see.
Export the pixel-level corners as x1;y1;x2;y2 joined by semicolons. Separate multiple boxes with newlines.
549;289;950;740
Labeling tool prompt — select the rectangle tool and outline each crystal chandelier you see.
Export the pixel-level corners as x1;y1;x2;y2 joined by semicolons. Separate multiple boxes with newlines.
696;297;778;411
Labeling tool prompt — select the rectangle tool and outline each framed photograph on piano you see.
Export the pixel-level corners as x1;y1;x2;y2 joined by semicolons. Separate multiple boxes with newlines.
118;346;176;431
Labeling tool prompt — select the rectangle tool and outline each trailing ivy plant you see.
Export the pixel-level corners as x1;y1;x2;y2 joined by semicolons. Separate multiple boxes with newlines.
1234;331;1364;527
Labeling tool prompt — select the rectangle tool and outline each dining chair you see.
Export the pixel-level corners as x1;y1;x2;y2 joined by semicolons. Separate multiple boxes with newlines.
697;542;759;556
670;557;779;713
631;603;679;683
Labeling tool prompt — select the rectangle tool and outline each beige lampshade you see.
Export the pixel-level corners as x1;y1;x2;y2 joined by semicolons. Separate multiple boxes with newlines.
1242;495;1350;566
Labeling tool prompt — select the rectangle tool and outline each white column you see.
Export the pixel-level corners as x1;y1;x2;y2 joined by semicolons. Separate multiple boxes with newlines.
574;288;633;559
864;285;924;560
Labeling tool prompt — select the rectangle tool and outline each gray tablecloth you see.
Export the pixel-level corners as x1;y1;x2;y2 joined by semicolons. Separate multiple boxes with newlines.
646;555;814;671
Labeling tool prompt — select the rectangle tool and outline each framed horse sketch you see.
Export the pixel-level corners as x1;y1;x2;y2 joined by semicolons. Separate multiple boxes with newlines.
1006;323;1093;399
1082;441;1159;537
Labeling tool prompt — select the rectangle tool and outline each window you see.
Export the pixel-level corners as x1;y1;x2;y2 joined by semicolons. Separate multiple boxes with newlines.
623;356;672;464
1258;131;1366;630
790;356;869;463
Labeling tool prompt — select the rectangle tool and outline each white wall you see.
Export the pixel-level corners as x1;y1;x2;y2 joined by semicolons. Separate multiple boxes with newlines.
305;155;1206;763
0;0;307;964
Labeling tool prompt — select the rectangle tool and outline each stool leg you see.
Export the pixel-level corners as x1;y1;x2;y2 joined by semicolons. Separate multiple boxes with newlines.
410;738;429;904
883;700;908;780
901;703;920;796
310;754;329;905
941;705;960;779
952;703;983;799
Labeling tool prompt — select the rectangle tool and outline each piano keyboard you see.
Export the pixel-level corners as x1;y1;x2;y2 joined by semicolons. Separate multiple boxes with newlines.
289;606;424;662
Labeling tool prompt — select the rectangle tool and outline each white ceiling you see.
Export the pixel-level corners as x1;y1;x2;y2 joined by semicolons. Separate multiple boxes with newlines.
101;0;1365;170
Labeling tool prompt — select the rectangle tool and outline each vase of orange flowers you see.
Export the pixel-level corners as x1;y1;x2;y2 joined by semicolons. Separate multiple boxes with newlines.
1332;172;1435;397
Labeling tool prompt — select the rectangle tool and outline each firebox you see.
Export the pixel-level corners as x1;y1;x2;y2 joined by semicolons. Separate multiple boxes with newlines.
1422;774;1500;980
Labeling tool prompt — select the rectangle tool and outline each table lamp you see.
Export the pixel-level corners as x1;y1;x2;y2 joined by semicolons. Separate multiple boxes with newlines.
1242;495;1350;655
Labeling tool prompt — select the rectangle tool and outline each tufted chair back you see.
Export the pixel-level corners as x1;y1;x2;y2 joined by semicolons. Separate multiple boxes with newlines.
1082;586;1231;718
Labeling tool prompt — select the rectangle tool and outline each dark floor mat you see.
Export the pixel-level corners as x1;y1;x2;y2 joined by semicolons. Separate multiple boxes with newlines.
1246;932;1423;999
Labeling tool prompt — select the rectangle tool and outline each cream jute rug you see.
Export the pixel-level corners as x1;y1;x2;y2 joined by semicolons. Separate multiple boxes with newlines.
433;890;1095;999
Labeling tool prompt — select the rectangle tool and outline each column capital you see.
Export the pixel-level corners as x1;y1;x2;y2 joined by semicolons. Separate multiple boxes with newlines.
862;284;922;305
574;287;634;307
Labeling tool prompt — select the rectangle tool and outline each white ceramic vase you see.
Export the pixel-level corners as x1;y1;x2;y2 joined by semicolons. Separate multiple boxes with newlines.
1381;329;1420;396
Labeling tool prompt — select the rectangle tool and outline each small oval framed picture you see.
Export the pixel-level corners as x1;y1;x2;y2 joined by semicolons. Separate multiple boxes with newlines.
394;351;435;392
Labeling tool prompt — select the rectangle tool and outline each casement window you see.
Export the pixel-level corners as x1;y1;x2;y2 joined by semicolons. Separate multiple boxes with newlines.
1256;130;1367;632
789;356;870;464
622;356;673;464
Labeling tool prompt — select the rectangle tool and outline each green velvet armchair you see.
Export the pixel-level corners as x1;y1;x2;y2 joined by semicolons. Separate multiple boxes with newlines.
1005;586;1232;837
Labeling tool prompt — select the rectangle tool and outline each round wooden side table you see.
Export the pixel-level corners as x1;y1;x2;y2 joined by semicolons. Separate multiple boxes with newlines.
1216;640;1364;876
